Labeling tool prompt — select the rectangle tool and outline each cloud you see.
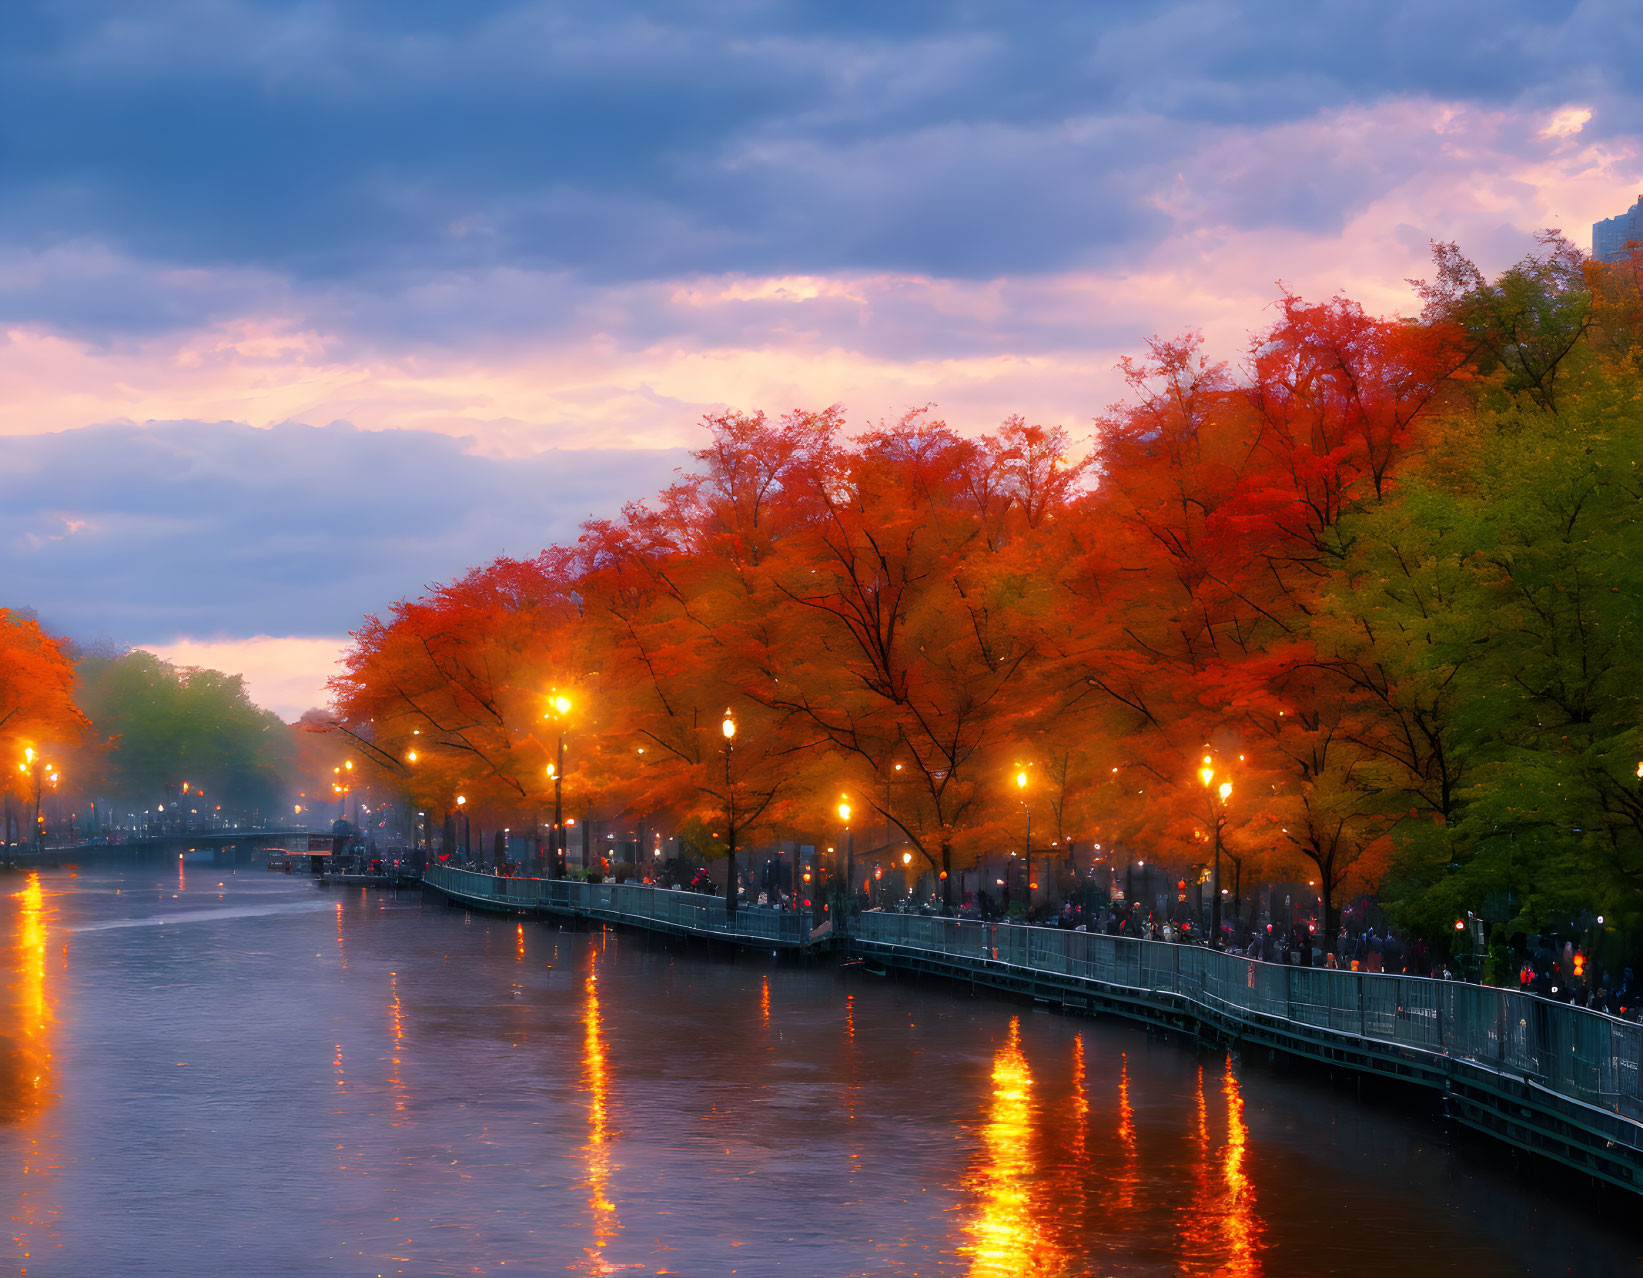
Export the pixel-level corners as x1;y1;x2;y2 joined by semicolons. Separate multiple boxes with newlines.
142;635;347;721
0;420;690;641
2;0;1639;330
2;5;1641;707
0;98;1634;461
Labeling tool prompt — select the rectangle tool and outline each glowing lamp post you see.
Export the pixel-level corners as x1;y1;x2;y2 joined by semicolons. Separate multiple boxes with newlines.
838;800;854;917
722;710;739;918
1200;757;1232;946
546;693;573;877
1016;768;1032;919
17;747;58;857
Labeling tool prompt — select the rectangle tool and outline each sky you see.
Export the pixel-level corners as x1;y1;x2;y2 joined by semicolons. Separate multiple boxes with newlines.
3;0;1640;717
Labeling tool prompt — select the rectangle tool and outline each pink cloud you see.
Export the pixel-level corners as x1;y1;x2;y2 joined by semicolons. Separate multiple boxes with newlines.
0;98;1634;460
143;635;347;721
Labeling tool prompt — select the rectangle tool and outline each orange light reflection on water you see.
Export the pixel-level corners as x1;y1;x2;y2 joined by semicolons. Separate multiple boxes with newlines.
1109;1050;1137;1217
759;975;770;1029
8;873;60;1273
579;960;619;1273
1219;1056;1262;1275
516;923;525;963
842;993;859;1180
1058;1033;1091;1229
388;971;406;1119
1180;1064;1217;1265
961;1016;1060;1278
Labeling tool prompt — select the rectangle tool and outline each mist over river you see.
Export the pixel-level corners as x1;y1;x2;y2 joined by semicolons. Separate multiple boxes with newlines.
0;857;1634;1276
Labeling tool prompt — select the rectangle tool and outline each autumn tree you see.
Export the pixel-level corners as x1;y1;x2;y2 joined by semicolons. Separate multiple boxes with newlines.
574;410;840;911
0;611;88;848
760;411;1084;914
328;555;585;856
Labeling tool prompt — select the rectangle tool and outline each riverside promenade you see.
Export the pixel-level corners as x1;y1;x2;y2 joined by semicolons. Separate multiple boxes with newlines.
421;861;823;948
422;863;1643;1194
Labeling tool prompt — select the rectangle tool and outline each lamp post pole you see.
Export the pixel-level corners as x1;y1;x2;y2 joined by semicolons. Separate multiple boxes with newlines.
31;760;44;855
837;800;854;931
1014;769;1030;921
722;711;738;919
1199;756;1233;948
544;693;572;877
846;824;855;908
554;734;565;876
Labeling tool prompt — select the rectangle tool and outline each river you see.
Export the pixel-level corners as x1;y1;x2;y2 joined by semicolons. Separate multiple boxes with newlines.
0;858;1636;1277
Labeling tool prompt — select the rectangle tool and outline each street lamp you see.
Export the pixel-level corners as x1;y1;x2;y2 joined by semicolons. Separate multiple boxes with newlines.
1015;769;1031;919
456;794;469;862
722;710;738;918
1200;757;1232;946
838;799;854;915
17;747;58;857
546;692;573;877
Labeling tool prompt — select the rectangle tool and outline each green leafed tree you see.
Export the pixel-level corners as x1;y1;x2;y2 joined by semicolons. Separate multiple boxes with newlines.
75;651;294;820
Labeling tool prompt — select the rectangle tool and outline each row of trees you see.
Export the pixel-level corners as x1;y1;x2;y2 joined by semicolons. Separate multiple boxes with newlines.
0;624;305;837
313;234;1638;952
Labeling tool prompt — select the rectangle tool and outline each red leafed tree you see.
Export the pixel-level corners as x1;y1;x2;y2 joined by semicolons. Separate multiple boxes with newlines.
573;409;839;911
1067;302;1460;939
762;410;1084;913
328;555;584;844
0;611;89;845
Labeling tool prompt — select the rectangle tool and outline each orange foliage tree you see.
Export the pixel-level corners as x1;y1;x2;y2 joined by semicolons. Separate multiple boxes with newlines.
0;611;89;847
323;272;1518;951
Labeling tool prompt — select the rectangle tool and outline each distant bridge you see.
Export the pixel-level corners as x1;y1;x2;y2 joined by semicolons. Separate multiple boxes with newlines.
5;828;321;865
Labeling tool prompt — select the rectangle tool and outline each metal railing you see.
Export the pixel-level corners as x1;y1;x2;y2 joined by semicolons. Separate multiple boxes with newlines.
853;913;1643;1128
423;864;813;946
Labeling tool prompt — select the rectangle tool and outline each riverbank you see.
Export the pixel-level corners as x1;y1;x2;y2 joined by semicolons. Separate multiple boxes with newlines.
423;863;1643;1197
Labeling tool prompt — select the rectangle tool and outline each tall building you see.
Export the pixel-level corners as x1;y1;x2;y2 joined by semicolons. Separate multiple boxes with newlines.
1593;195;1643;263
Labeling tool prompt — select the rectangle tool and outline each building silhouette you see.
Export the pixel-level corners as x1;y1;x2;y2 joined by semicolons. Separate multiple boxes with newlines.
1593;195;1643;263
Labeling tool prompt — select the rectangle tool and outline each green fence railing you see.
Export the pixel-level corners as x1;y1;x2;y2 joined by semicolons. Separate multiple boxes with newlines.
423;863;814;946
853;912;1643;1127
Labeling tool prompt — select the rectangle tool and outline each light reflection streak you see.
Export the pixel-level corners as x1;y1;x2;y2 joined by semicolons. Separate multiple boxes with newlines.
335;902;347;970
961;1017;1060;1277
759;975;770;1029
1179;1064;1217;1265
388;971;406;1119
843;993;859;1180
1219;1057;1261;1274
8;873;60;1273
516;922;525;963
1058;1033;1091;1230
579;958;619;1272
1110;1050;1138;1216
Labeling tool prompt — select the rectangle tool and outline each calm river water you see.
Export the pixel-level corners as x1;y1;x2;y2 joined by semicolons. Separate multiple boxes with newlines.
0;858;1636;1277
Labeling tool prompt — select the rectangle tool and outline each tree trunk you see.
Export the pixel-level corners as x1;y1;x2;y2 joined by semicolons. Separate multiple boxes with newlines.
1322;870;1340;949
